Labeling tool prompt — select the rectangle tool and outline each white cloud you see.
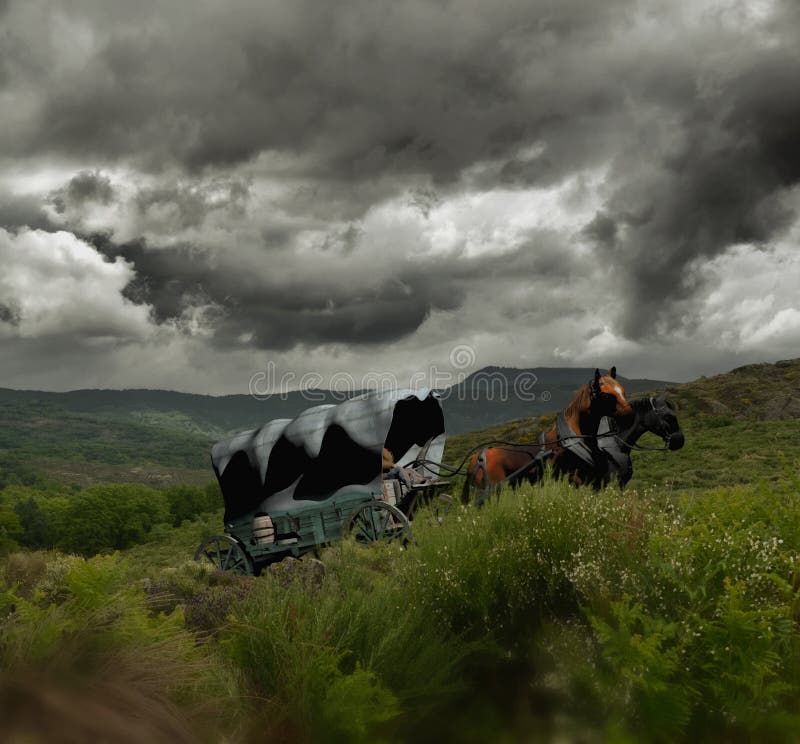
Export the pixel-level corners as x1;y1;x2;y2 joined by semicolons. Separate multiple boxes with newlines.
691;237;800;353
0;228;154;340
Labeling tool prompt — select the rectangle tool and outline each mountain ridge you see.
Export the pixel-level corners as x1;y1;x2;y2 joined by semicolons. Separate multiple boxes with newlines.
0;365;675;439
2;359;797;489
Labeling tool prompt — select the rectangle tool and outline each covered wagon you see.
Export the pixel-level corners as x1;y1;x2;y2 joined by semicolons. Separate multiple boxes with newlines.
195;389;448;574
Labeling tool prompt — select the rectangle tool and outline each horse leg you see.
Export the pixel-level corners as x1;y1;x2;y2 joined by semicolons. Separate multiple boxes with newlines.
463;449;494;505
474;450;509;507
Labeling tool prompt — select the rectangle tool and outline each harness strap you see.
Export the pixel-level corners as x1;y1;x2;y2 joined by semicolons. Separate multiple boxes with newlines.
556;411;595;467
596;416;632;475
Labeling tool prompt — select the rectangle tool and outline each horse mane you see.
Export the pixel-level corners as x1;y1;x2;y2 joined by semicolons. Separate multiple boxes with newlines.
563;383;593;421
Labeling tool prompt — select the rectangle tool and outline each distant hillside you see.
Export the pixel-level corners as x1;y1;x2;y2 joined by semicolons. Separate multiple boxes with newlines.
0;366;672;488
0;395;213;488
0;366;673;439
0;387;320;440
663;358;800;420
1;359;797;490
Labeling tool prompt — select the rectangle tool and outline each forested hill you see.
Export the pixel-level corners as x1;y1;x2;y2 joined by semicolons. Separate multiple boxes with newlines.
0;366;672;439
3;360;797;490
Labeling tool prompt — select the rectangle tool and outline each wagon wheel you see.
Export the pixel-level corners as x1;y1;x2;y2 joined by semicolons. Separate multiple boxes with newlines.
194;535;253;575
347;501;412;545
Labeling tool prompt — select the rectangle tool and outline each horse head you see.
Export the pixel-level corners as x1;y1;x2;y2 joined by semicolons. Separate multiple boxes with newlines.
634;395;684;450
590;366;633;418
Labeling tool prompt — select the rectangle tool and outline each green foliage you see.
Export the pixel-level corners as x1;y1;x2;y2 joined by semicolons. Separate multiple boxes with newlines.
223;547;472;742
2;472;800;742
0;453;48;490
184;572;254;635
215;474;800;742
0;552;236;741
0;507;23;554
589;597;691;741
14;497;50;548
0;481;223;554
56;484;171;555
1;551;51;598
0;397;211;471
163;483;221;526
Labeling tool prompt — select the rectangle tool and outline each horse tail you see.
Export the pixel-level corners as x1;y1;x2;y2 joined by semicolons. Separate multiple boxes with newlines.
460;472;472;505
461;452;478;504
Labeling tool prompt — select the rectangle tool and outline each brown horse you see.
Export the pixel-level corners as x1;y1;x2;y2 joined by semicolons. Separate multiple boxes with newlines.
462;367;633;502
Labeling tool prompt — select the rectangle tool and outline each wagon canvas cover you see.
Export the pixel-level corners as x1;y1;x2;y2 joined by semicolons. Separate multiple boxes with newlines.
211;389;446;522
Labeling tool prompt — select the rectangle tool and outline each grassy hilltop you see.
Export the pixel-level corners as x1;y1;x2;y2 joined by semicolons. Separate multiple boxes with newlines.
1;359;799;743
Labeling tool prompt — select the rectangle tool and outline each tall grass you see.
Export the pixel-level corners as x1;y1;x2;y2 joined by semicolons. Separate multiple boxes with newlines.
3;472;799;742
0;552;241;742
215;472;800;742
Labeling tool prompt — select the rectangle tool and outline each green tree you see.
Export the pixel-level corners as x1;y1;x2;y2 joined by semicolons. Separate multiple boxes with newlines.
163;483;221;526
14;497;50;549
57;484;170;555
0;508;23;553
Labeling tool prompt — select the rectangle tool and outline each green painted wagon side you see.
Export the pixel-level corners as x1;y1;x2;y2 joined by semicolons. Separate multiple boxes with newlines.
195;489;414;574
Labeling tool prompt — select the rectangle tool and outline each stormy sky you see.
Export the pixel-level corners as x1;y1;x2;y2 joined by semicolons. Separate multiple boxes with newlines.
1;0;799;393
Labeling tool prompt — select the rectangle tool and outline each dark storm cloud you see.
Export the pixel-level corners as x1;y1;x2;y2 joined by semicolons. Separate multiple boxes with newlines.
50;170;116;214
65;170;114;205
0;300;21;326
2;0;800;370
582;213;618;250
86;234;463;347
6;0;633;182
0;191;59;231
85;227;572;349
587;32;800;338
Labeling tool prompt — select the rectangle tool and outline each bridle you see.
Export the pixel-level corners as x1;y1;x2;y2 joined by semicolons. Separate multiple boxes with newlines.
615;396;678;452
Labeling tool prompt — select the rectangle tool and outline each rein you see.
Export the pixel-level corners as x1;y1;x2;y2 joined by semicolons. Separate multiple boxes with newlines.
616;437;671;452
409;428;622;479
613;397;675;452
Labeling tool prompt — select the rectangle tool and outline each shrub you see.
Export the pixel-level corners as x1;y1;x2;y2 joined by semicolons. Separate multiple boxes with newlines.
222;548;473;743
1;551;50;597
56;484;171;554
0;552;237;741
185;577;254;636
162;484;220;527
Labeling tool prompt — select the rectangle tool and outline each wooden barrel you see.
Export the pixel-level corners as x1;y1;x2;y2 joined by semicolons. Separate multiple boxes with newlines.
252;514;275;544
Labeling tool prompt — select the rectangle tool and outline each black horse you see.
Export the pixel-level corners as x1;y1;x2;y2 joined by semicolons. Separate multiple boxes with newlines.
461;393;684;502
592;394;684;488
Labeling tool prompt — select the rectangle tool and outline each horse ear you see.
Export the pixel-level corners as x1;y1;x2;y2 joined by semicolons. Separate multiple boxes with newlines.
591;368;601;398
610;366;617;379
